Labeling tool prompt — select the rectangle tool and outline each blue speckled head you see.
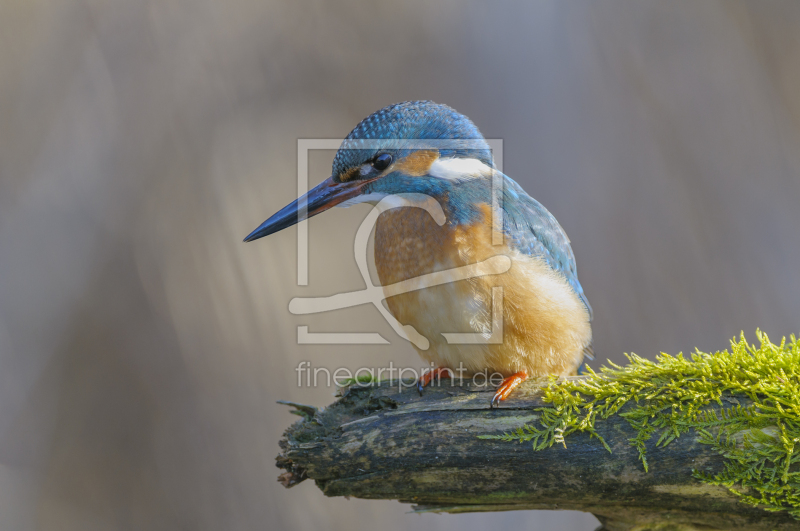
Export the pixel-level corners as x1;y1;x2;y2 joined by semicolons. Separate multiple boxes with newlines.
243;101;495;241
332;101;492;179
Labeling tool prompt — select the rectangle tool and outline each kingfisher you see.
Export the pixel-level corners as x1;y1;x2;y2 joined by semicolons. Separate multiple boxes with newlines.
244;101;593;405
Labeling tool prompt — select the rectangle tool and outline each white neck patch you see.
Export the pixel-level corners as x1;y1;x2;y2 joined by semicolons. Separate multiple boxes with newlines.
428;157;493;182
337;192;443;209
337;192;387;208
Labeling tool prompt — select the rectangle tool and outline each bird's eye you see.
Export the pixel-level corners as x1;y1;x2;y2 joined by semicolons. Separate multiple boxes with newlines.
372;153;393;172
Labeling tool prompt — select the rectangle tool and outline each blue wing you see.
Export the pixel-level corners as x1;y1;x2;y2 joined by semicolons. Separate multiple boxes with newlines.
501;174;593;324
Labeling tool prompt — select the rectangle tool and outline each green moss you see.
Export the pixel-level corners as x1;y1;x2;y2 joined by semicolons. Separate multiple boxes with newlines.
479;331;800;517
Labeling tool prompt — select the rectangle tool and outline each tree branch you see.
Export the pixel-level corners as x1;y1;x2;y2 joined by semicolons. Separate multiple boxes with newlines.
276;379;800;531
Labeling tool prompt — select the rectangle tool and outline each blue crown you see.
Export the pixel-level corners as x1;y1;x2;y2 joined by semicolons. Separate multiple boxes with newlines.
332;101;493;177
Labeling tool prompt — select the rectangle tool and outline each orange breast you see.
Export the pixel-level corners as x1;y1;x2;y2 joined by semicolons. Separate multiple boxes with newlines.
374;207;461;285
373;204;592;377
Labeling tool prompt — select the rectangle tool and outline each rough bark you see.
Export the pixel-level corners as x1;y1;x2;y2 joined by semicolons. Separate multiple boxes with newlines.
276;378;800;531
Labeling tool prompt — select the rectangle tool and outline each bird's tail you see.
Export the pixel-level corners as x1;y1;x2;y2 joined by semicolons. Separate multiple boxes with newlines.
576;340;594;375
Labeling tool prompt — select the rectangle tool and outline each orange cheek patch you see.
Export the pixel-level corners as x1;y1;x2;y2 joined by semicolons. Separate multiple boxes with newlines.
338;166;360;183
389;150;439;177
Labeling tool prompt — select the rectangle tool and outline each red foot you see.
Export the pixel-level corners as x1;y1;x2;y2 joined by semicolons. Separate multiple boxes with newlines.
491;371;529;407
417;367;453;395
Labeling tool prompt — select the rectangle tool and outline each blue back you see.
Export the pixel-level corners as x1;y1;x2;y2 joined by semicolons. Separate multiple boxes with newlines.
501;176;593;321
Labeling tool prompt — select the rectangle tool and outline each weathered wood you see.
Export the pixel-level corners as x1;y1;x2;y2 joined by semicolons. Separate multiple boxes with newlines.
276;378;800;531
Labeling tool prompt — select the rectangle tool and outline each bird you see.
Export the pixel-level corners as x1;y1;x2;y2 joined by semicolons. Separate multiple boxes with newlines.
244;101;593;405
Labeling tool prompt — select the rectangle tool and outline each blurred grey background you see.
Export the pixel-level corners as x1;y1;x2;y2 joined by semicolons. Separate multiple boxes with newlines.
1;1;799;530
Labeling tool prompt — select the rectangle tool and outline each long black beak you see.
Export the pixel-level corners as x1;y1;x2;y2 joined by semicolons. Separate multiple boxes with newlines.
243;176;368;242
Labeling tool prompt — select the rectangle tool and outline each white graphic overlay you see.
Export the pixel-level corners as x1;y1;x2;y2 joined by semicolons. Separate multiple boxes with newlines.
289;194;510;348
293;139;505;347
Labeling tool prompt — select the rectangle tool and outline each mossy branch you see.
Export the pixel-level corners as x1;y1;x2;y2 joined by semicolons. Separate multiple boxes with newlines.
276;332;800;531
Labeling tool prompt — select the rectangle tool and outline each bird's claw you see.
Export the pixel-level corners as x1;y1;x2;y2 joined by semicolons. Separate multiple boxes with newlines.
490;392;501;408
490;371;529;407
417;367;451;396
